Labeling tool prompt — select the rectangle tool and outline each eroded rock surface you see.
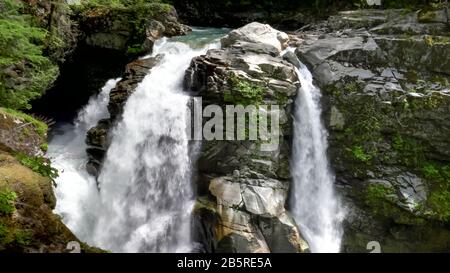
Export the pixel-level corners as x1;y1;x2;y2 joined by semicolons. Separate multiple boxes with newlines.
186;22;309;253
293;9;450;252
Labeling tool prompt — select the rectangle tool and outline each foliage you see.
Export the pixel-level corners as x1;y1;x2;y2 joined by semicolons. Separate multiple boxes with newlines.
16;153;58;184
422;163;450;221
0;0;59;110
224;76;265;106
350;145;373;164
40;143;48;152
0;189;16;215
0;108;48;136
14;229;32;246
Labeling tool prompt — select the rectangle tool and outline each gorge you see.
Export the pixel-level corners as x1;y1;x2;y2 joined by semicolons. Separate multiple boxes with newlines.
0;0;449;253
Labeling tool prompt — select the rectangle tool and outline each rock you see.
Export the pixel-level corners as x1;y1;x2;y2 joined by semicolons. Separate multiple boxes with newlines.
0;109;47;156
143;20;166;52
221;22;289;53
292;8;450;252
186;22;308;253
329;106;345;131
77;3;189;55
0;151;102;253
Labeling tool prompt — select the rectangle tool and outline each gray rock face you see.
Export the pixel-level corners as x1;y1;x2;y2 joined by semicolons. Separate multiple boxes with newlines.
186;22;309;253
293;9;450;252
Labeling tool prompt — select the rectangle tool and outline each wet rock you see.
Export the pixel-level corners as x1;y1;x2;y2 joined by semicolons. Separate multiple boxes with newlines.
292;8;450;252
186;22;308;253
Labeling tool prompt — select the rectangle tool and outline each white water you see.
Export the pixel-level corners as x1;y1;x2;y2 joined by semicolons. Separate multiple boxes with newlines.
289;56;345;253
48;78;120;241
48;32;223;253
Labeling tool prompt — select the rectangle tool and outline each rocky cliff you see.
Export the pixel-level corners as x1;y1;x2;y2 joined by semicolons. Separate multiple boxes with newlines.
0;109;101;252
293;8;450;252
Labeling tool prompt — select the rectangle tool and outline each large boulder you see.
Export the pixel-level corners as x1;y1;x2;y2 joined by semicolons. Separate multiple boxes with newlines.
185;22;309;253
221;22;289;52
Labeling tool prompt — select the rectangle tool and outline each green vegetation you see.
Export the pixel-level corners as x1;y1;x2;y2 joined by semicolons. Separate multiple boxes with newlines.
0;189;16;215
0;223;33;247
16;154;58;184
0;0;59;110
364;184;427;225
350;145;373;164
0;108;48;137
40;143;48;152
422;163;450;221
224;76;266;106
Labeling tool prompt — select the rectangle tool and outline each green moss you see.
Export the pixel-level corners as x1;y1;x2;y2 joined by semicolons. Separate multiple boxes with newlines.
224;75;266;106
15;153;58;184
14;229;32;246
366;184;395;202
422;164;450;221
0;189;16;215
126;44;145;56
349;145;373;164
40;143;48;152
364;184;426;225
0;108;48;137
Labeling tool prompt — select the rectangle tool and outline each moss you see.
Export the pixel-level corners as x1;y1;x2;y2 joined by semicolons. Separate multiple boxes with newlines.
126;44;145;56
15;153;58;185
349;145;373;164
224;75;266;106
0;108;48;137
364;184;426;225
0;189;16;215
422;163;450;221
39;143;48;152
14;229;32;246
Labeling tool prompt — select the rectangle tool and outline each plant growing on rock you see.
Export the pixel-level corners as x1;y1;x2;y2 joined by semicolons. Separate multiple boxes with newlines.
0;189;16;215
16;154;58;185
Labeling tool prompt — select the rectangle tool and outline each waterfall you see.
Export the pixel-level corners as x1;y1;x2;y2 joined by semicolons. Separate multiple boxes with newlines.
48;29;226;253
289;54;345;253
48;78;120;241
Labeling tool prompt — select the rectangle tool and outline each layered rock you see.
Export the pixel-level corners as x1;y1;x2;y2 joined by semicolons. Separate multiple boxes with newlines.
85;56;161;177
293;9;450;252
185;22;309;253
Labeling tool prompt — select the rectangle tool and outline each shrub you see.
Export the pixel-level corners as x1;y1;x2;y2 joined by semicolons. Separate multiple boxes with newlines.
16;153;58;184
0;189;17;215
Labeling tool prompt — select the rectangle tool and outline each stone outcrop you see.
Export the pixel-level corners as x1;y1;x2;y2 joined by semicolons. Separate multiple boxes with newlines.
0;109;47;157
0;110;100;253
75;3;190;56
185;22;309;253
293;9;450;252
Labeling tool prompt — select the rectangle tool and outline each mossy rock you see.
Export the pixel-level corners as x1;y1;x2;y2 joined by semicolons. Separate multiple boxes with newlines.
0;151;102;252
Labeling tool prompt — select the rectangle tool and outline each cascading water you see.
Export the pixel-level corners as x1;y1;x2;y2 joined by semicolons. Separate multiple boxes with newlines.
288;52;345;253
48;29;227;253
48;78;120;241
